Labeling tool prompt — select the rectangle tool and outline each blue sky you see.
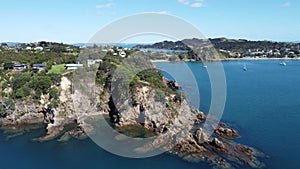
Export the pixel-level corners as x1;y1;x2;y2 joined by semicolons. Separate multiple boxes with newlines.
0;0;299;43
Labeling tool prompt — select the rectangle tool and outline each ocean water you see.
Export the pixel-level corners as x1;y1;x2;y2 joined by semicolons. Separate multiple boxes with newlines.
1;60;300;169
156;60;300;169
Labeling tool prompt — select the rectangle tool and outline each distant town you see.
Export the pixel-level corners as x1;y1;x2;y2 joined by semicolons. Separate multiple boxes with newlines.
135;38;300;60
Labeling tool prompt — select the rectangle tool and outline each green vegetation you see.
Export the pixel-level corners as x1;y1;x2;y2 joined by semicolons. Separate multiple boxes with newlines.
0;99;15;118
48;100;59;109
96;53;176;95
96;55;120;86
133;69;166;89
48;64;69;74
3;62;14;70
0;50;77;66
49;88;59;100
96;51;181;114
154;90;166;102
29;75;52;94
10;72;59;100
0;42;79;66
0;42;79;119
59;111;67;118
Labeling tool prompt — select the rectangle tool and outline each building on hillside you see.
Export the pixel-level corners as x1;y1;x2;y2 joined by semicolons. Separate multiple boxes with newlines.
13;64;27;71
33;64;46;70
65;64;83;70
26;46;32;50
87;59;102;67
119;51;126;58
34;46;43;51
66;47;74;52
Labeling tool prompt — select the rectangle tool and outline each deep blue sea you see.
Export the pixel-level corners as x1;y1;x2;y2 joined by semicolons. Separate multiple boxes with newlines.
1;60;300;169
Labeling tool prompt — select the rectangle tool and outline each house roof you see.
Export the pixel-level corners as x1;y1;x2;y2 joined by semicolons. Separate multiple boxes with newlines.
65;64;83;67
14;64;27;67
33;64;46;67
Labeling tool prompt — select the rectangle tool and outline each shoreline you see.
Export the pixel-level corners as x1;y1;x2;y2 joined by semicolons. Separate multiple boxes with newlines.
219;57;300;61
151;57;300;63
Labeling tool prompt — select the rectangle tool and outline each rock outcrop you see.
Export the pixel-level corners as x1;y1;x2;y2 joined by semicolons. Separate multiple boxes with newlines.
0;74;80;141
214;125;239;139
0;52;265;169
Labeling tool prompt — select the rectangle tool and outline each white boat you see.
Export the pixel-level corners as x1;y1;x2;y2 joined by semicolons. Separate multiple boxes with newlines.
280;62;287;66
280;55;288;66
243;63;247;71
203;65;208;68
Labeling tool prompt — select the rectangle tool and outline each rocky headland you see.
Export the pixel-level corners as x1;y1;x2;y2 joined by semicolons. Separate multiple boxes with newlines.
0;51;265;169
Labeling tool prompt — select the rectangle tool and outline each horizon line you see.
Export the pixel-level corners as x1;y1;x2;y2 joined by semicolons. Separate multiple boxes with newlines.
1;37;299;45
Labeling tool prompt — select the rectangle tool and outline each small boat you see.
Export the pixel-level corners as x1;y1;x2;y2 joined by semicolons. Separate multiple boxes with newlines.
280;62;287;66
203;65;208;68
243;63;247;71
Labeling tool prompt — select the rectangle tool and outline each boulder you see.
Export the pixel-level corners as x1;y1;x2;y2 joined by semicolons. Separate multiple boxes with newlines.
196;128;209;143
209;138;227;152
215;126;239;139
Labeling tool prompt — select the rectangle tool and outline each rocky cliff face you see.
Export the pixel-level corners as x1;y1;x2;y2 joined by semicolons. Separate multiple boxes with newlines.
73;54;264;168
0;74;79;141
0;53;265;168
97;82;264;168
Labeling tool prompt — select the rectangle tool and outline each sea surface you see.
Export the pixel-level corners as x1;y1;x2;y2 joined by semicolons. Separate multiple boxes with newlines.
1;60;300;169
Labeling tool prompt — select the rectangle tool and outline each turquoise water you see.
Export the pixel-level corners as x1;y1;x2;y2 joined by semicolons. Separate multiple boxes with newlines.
1;60;300;169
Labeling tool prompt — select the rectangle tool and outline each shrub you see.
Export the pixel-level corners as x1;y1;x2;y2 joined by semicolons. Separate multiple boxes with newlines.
48;100;59;109
29;76;52;94
12;73;31;92
0;99;15;117
15;86;31;99
154;90;166;102
49;87;59;100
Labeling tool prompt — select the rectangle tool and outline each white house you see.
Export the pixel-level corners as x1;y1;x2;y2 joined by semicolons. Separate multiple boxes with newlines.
66;47;74;52
119;51;126;58
87;59;102;66
34;46;43;51
65;64;83;70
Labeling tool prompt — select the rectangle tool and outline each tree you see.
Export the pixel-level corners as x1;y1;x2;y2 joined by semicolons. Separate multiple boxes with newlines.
0;43;8;47
3;62;14;70
49;73;61;85
15;86;31;99
48;100;59;109
154;90;166;102
45;61;53;72
33;89;42;100
0;99;15;117
12;73;31;92
29;76;52;94
49;87;59;100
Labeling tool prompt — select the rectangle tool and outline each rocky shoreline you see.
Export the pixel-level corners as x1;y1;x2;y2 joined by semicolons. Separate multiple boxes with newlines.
0;91;265;169
0;60;266;169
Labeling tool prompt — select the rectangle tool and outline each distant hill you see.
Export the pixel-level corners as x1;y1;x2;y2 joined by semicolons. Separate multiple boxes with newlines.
1;42;22;47
134;38;300;59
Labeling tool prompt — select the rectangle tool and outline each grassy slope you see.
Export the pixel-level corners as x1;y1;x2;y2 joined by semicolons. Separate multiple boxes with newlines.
48;64;69;74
